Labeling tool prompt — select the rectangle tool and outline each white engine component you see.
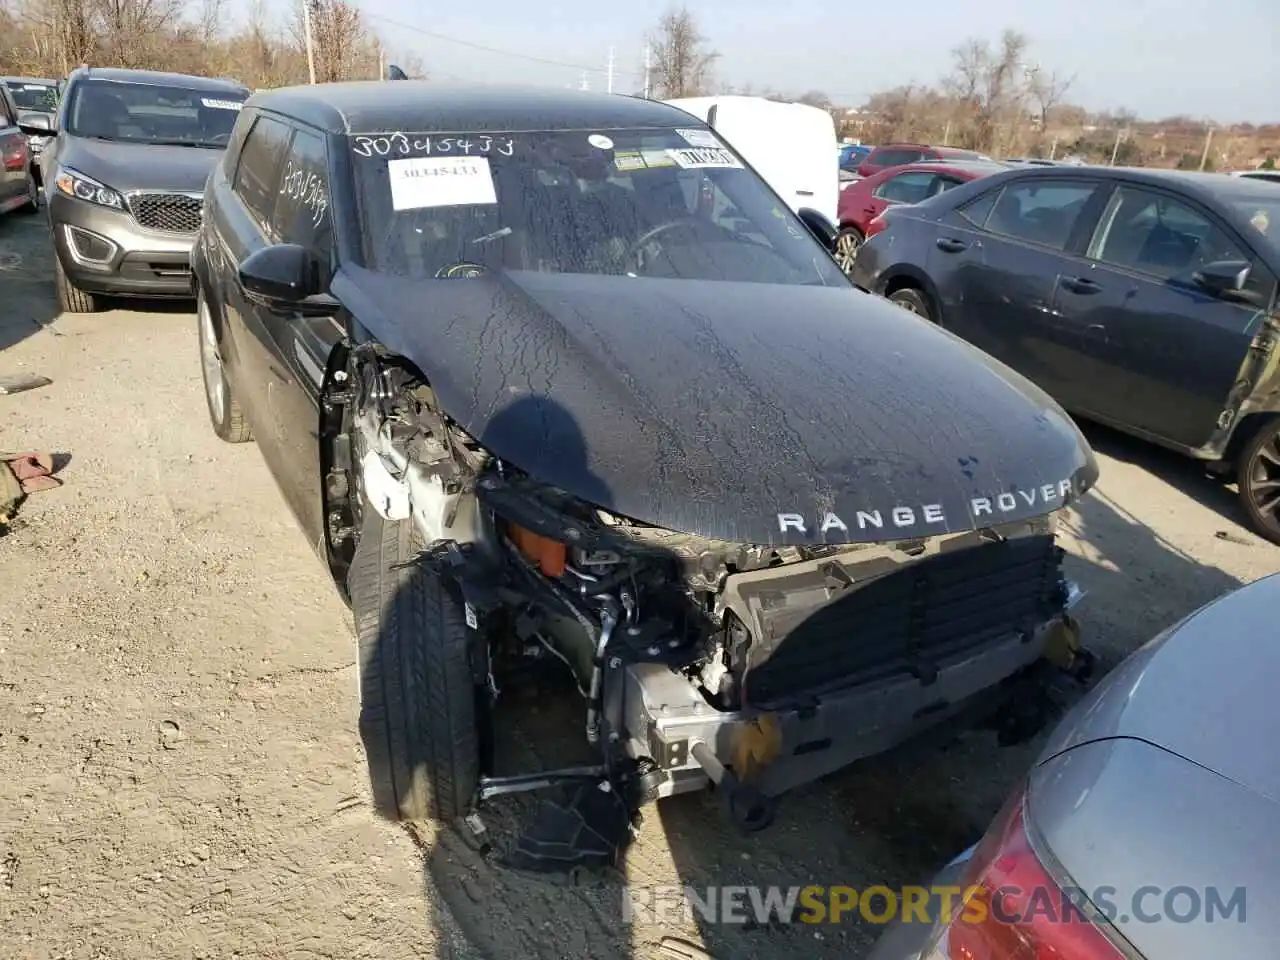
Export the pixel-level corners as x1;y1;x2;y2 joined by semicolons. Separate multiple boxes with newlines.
360;450;410;520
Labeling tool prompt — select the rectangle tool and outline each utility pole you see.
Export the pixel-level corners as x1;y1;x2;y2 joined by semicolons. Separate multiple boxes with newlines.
579;71;589;91
1109;127;1125;166
1199;123;1215;171
302;0;317;85
642;42;651;99
606;46;615;94
377;43;384;81
942;120;951;146
1049;136;1059;160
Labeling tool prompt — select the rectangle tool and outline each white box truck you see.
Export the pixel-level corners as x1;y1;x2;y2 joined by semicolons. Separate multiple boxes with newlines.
664;95;839;226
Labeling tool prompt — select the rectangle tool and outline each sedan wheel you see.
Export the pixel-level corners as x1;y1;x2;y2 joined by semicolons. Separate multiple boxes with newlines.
834;227;863;274
1237;418;1280;544
887;287;933;321
198;290;253;443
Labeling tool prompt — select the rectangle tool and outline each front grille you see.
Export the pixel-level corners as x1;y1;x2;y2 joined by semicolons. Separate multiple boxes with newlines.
744;535;1066;705
129;193;203;234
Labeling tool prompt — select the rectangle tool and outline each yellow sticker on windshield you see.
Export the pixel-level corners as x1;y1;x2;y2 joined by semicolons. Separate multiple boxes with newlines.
614;151;647;172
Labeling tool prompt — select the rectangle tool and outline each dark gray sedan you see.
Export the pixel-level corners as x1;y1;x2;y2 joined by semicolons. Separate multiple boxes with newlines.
850;166;1280;545
869;571;1278;959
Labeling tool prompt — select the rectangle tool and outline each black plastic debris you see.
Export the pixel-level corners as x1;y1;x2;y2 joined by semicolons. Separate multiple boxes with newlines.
0;374;52;396
502;778;631;873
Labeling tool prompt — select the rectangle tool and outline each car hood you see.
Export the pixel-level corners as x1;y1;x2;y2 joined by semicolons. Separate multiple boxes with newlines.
1038;571;1280;802
334;267;1098;545
59;137;221;193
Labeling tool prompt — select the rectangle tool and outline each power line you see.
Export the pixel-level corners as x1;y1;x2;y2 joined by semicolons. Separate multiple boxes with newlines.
362;12;644;82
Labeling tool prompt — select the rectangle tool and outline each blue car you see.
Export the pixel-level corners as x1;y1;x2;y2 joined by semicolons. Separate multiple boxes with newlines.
839;143;873;171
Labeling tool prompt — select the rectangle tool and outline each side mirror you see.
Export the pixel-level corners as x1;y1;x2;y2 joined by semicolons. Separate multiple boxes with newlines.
19;116;52;135
796;207;838;252
386;64;409;81
238;243;336;313
1193;259;1251;296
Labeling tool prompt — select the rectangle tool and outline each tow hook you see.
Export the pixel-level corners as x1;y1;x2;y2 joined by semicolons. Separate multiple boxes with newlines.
690;741;778;833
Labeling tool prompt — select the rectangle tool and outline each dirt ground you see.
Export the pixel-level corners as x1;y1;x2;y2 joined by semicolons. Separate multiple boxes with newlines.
2;209;1277;960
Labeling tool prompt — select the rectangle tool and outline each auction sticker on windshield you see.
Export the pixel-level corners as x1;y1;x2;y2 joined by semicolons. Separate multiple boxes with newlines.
676;128;722;149
389;156;498;210
201;98;242;110
668;147;743;170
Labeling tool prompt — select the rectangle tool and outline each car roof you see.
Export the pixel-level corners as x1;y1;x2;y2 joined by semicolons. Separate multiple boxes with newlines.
70;67;247;94
3;76;58;86
908;158;1009;175
998;163;1280;205
248;81;702;136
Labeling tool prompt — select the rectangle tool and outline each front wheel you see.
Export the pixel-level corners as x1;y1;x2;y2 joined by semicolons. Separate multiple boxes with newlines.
348;510;481;822
53;254;100;313
1236;416;1280;545
834;226;863;274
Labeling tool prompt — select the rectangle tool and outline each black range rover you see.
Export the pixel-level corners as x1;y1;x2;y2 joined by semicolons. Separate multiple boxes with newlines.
40;66;248;313
192;81;1098;852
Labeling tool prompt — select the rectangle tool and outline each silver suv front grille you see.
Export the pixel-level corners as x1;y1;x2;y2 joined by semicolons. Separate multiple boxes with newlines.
129;193;203;234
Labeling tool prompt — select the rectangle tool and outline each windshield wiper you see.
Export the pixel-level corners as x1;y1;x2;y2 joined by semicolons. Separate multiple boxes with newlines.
145;138;221;149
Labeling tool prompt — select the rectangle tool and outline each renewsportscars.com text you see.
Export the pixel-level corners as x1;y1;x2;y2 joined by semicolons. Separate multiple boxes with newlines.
621;884;1247;927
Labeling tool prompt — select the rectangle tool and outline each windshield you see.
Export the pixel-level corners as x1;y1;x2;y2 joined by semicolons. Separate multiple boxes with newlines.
6;81;57;113
66;79;245;148
351;127;847;286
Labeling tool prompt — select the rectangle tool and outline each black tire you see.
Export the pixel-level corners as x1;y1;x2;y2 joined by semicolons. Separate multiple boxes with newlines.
16;173;39;215
834;226;864;274
887;286;933;321
1236;415;1280;545
349;510;480;822
197;288;253;443
53;254;100;313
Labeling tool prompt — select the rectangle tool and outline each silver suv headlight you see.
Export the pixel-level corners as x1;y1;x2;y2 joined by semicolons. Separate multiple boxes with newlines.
54;167;124;210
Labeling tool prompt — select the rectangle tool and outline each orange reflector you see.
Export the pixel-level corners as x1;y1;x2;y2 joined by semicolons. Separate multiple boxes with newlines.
509;523;567;578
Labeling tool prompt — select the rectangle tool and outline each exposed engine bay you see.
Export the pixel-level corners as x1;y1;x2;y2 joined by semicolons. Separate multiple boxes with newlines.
323;346;1091;834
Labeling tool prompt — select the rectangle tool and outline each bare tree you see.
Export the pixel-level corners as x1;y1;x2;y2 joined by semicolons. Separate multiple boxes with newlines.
942;28;1032;154
1027;66;1074;131
645;6;718;99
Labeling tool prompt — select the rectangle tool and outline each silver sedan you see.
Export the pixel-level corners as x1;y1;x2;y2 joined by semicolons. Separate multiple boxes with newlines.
870;571;1278;959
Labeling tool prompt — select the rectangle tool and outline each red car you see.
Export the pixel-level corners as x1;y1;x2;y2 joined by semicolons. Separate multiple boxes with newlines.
834;159;1006;273
856;142;987;179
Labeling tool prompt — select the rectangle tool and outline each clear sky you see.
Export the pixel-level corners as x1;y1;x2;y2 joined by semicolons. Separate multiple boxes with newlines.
321;0;1277;123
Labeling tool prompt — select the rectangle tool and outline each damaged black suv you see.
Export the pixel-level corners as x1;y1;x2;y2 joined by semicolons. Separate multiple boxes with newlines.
193;81;1098;842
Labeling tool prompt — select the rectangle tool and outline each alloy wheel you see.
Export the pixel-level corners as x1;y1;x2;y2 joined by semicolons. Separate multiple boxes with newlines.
835;230;861;274
199;296;226;426
1244;428;1280;535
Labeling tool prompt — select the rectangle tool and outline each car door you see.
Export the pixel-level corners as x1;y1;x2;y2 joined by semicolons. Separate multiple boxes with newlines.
254;123;343;549
927;176;1110;405
216;111;297;465
0;89;24;207
1052;182;1277;447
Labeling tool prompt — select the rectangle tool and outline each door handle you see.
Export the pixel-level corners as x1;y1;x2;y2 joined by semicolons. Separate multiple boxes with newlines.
796;189;814;197
936;237;968;253
1062;276;1101;295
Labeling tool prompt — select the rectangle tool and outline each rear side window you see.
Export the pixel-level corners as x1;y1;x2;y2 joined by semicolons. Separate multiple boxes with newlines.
276;126;333;270
0;91;13;127
983;181;1098;250
233;113;291;230
957;190;999;227
869;148;923;168
875;171;937;204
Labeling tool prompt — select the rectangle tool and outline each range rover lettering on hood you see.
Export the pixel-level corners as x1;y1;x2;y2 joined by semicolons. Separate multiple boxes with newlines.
779;476;1079;536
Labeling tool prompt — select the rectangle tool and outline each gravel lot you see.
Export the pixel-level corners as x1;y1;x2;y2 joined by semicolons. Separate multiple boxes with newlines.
2;209;1276;960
